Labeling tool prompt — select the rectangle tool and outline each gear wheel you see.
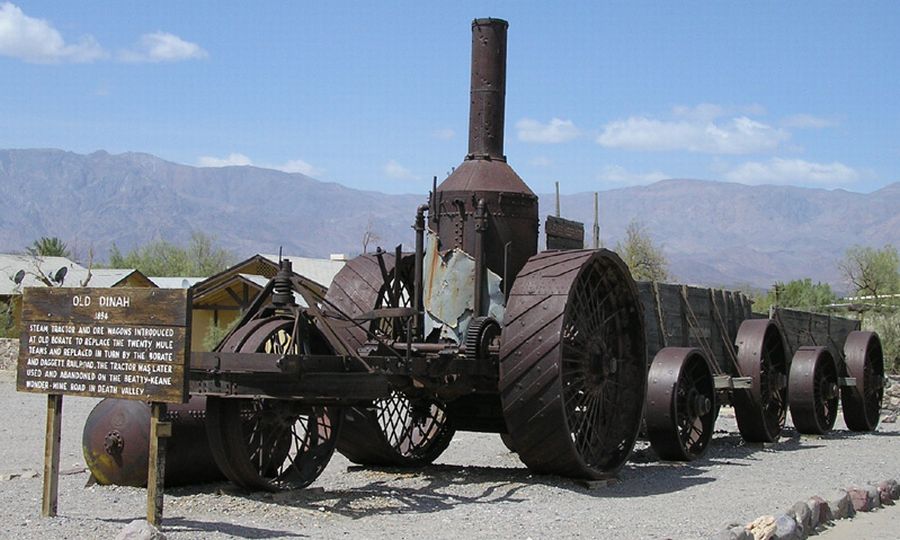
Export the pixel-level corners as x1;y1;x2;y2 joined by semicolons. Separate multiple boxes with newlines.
465;316;501;361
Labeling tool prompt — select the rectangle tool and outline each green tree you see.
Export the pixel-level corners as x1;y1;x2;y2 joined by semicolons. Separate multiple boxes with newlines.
106;232;233;277
26;236;71;258
838;244;900;302
615;220;670;282
0;301;15;339
754;278;838;313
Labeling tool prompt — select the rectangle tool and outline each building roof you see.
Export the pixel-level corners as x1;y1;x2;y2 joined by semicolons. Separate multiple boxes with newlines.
259;254;346;289
0;254;90;295
149;276;207;289
0;255;160;296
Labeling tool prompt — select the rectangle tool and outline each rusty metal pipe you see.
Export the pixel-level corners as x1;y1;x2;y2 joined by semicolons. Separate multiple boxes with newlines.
467;18;508;161
414;204;428;339
473;198;488;316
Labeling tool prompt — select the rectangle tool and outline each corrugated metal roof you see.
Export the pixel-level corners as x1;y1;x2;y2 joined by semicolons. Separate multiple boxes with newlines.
149;276;206;289
0;254;90;295
259;254;345;288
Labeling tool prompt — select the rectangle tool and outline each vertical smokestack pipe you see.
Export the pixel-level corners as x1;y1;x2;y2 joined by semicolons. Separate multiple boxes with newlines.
467;18;508;161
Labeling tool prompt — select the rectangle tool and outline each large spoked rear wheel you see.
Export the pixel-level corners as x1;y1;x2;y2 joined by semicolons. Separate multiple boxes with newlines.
499;249;646;479
788;346;839;435
323;254;456;466
645;347;717;461
732;319;789;443
338;393;455;466
841;331;884;431
206;317;341;491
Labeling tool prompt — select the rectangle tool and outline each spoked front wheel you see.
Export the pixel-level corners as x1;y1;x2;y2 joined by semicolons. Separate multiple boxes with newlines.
841;331;884;432
732;319;789;443
788;346;839;435
206;316;342;491
645;347;718;461
338;393;455;466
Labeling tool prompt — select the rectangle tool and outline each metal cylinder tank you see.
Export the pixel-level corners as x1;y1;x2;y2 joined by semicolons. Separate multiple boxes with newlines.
432;18;539;294
82;397;223;487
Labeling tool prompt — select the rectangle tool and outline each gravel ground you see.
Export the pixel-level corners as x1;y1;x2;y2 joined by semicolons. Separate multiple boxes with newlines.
0;372;897;540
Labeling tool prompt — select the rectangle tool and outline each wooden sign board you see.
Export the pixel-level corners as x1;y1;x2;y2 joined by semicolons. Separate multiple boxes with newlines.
17;287;191;404
546;215;584;250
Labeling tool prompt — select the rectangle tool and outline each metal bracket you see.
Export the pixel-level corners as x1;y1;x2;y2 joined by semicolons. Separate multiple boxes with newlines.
714;375;753;389
838;377;857;387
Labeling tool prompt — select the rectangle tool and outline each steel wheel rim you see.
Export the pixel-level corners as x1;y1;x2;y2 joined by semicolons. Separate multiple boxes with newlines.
208;317;341;491
646;348;716;461
560;257;645;472
841;331;885;431
789;347;839;434
375;392;451;459
733;319;789;443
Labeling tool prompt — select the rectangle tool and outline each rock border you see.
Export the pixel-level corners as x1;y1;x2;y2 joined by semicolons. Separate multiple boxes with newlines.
709;478;899;540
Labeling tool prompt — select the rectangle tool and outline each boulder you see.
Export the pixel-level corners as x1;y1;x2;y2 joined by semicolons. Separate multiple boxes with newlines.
114;520;166;540
806;495;832;529
826;489;852;519
787;501;811;536
848;487;871;512
773;513;803;540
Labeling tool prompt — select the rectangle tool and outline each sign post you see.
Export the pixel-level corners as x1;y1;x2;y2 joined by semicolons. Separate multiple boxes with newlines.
16;287;191;525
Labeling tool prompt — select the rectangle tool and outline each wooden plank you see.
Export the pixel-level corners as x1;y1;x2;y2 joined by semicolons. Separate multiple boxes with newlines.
545;216;584;250
41;394;62;517
146;402;168;527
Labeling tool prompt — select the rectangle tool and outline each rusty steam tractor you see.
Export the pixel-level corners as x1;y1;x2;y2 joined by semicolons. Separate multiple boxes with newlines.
84;18;886;491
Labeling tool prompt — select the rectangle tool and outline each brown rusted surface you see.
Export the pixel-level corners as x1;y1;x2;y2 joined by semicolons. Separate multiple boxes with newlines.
82;396;222;487
499;249;645;479
434;18;538;293
732;319;789;443
206;317;341;491
788;346;839;435
645;347;717;461
841;331;884;431
468;18;507;161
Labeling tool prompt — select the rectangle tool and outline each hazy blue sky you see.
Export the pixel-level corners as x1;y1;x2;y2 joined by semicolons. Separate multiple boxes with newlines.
2;2;898;194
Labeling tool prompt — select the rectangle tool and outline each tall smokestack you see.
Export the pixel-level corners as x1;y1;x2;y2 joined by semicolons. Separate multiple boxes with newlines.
433;18;538;294
467;18;508;161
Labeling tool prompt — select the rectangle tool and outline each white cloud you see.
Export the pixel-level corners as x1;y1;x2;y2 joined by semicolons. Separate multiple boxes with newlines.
597;165;669;186
528;156;552;167
197;153;323;177
724;158;859;186
119;31;207;63
0;2;106;63
432;128;455;141
276;159;323;177
197;153;253;168
781;114;836;129
384;159;418;181
516;118;580;143
597;112;788;154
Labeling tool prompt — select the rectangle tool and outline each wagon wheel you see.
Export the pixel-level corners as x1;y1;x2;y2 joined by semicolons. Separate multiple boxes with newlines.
732;319;789;443
322;253;456;466
645;348;717;461
788;346;839;435
499;249;646;479
841;331;884;431
206;317;341;491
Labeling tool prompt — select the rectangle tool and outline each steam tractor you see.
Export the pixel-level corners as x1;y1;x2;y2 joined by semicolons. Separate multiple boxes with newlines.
83;18;885;491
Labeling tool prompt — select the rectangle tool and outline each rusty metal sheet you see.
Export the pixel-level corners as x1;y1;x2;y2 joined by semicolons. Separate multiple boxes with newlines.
422;233;504;343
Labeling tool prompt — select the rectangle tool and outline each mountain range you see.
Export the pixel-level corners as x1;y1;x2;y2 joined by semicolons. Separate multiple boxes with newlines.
1;148;897;292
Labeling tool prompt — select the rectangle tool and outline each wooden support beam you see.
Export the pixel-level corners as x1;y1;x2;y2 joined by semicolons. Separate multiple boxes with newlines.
146;402;170;527
42;394;63;517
